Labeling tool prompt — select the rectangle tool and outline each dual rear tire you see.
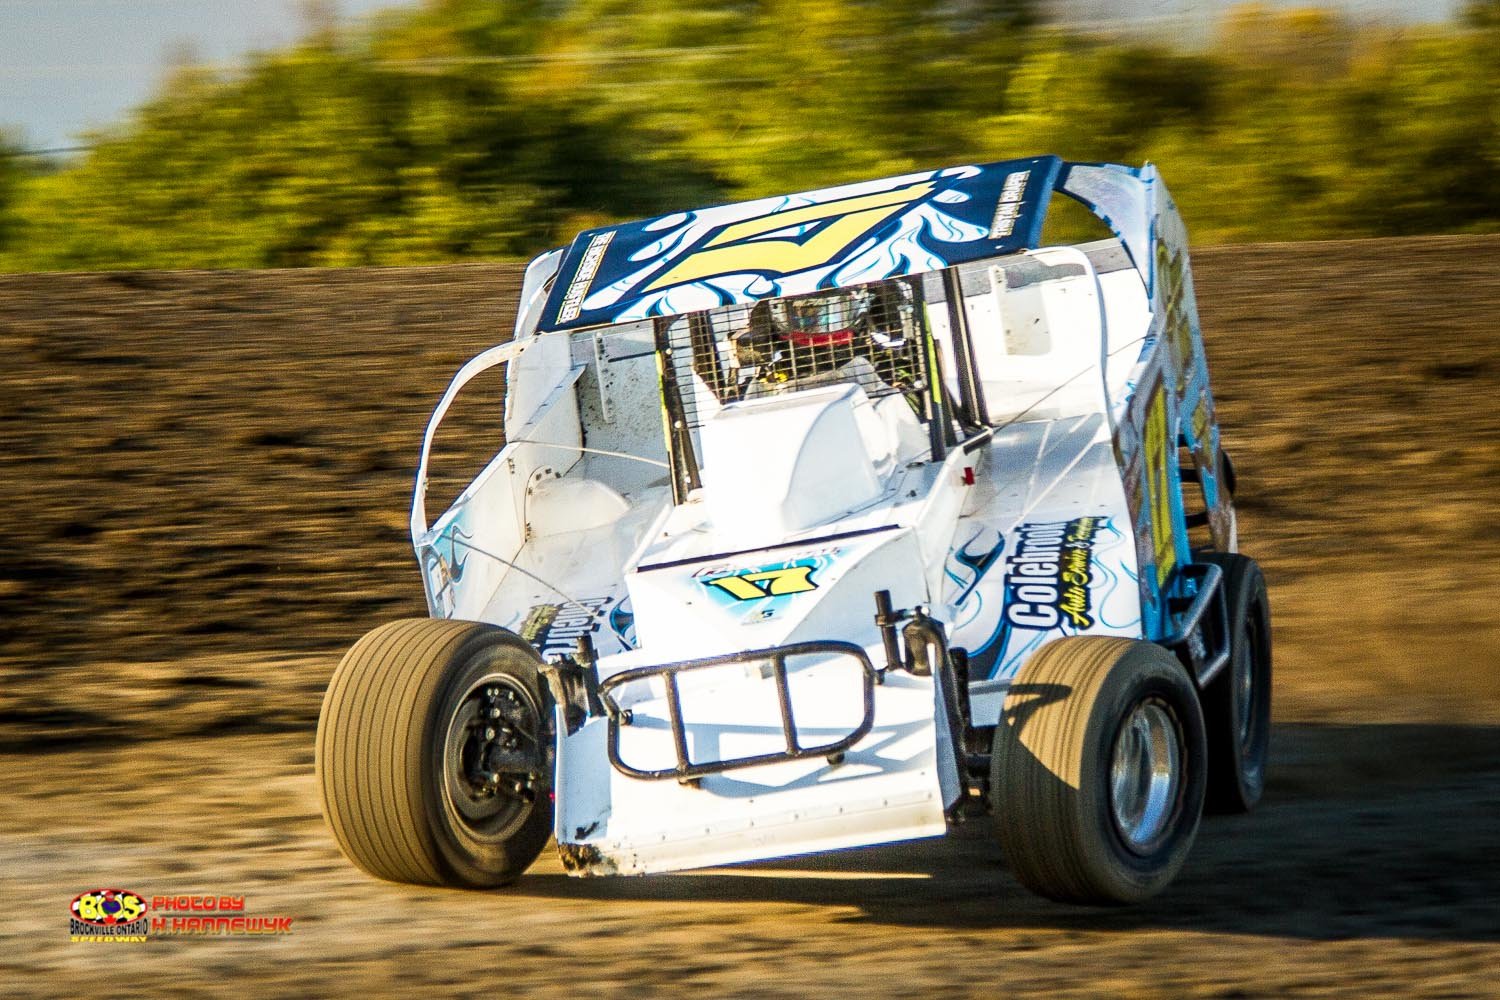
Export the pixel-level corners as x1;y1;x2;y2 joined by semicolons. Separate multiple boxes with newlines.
1198;552;1272;813
991;552;1271;904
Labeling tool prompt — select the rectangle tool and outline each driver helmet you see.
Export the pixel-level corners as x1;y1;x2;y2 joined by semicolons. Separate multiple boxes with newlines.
769;290;864;349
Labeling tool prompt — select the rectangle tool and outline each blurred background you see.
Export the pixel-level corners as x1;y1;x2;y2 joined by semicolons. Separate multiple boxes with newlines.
3;3;1499;996
2;0;1498;270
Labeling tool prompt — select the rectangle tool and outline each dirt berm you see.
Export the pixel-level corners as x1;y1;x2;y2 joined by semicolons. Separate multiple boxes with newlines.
2;236;1498;997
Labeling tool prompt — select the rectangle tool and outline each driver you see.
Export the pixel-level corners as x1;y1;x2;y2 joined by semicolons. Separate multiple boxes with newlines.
736;283;911;394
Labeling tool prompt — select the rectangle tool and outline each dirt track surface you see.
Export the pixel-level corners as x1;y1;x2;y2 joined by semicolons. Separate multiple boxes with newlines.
3;236;1499;996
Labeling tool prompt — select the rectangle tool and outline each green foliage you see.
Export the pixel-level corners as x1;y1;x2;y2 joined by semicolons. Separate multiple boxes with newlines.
1463;0;1500;30
0;133;28;253
1;0;1497;271
0;171;13;255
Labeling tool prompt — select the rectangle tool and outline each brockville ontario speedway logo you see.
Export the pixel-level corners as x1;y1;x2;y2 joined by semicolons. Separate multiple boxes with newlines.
70;889;150;943
69;890;295;942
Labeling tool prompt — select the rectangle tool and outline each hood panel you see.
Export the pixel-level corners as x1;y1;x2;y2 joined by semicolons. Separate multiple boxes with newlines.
625;527;927;662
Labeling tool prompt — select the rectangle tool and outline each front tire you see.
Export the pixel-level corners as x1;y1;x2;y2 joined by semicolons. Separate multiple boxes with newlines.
991;637;1207;904
316;619;554;888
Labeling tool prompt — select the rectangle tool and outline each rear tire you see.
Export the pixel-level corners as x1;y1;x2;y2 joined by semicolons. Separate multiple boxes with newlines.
991;636;1206;904
316;619;554;888
1197;552;1272;813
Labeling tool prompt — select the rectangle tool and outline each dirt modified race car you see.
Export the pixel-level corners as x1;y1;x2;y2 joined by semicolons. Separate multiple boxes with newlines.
316;157;1272;904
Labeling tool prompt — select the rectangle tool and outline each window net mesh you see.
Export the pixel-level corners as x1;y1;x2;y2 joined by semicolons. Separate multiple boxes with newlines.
657;277;930;431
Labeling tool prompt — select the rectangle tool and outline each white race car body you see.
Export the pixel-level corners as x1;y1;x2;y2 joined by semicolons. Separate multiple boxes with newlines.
407;158;1236;876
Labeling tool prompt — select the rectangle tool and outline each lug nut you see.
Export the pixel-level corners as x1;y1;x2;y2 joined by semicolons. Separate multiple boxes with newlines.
483;727;497;741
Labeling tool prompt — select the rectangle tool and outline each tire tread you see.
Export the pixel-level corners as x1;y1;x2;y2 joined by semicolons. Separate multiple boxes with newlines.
317;619;487;886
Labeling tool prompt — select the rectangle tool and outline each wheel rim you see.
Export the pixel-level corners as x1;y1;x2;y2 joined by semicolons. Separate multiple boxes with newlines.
441;674;544;840
1109;697;1183;854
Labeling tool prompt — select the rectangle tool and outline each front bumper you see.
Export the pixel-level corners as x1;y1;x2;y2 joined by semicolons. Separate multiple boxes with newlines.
597;641;877;781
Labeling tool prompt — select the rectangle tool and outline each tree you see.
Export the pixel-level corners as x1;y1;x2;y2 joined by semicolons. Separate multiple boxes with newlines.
1463;0;1500;30
0;135;21;253
2;0;1498;270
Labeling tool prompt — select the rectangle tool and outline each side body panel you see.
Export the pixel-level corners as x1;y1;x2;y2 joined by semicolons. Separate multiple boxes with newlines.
1058;163;1235;639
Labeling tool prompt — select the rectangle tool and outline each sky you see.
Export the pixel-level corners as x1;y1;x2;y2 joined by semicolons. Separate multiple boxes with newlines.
0;0;420;151
0;0;1467;153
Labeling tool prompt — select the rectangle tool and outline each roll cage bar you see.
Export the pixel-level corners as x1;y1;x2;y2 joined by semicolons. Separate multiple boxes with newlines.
647;269;1000;505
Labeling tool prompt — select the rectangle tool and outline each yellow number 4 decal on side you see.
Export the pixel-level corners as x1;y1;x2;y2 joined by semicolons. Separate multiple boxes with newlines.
703;565;819;601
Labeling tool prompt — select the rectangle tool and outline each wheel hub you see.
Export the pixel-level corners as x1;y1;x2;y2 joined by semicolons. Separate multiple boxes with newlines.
443;676;543;833
1109;697;1183;854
